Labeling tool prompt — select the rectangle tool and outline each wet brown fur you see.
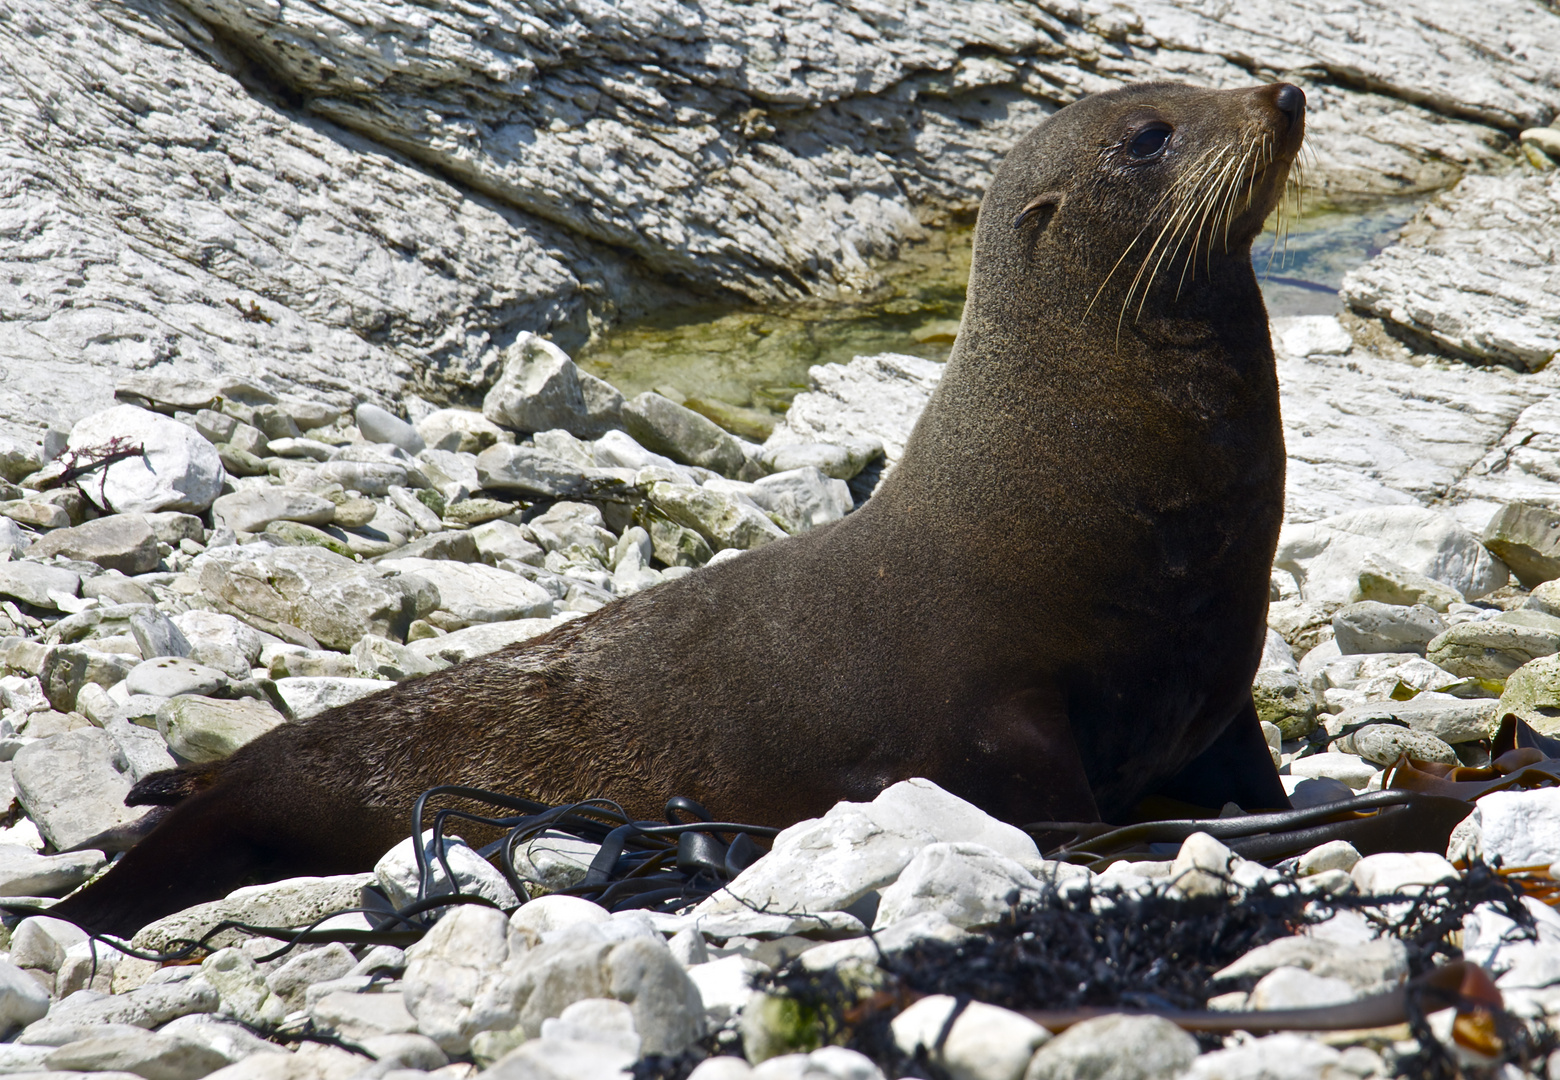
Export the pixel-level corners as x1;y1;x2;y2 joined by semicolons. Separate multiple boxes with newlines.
56;81;1306;937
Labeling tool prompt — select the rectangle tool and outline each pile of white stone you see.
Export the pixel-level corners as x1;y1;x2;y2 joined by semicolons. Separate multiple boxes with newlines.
1;322;1560;1077
0;777;1556;1080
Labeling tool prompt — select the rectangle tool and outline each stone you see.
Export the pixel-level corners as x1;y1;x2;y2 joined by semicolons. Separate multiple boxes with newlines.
108;716;179;784
890;995;1048;1080
264;519;356;558
755;442;873;482
388;485;443;533
274;677;394;720
541;998;640;1057
352;634;448;681
475;444;599;500
1274;506;1508;605
418;410;505;455
0;561;81;609
507;896;610;938
0;436;42;485
39;644;137;712
157;1015;285;1066
623;393;744;477
211;490;336;534
11;727;138;850
1350;852;1457;894
126;657;231;699
133;875;376;954
1470;788;1560;868
1249;966;1360;1010
444;498;516;527
0;846;105;898
0;498;70;530
402;905;531;1054
377;557;553;630
1214;935;1408;996
309;988;417;1039
483;334;625;441
129;609;194;662
1348;723;1458;766
747;468;853;534
767;355;944;469
647;518;714;567
378;530;480;564
357;404;426;454
499;926;702;1056
1021;1013;1197;1080
1180;1034;1345;1080
0;957;54;1032
1496;654;1560;735
23;972;220;1037
1168;832;1236;898
407;616;575;664
647;482;785;552
375;831;520;910
264;945;357;1011
156;695;288;763
1331;695;1496;746
1286;751;1377;790
483;1035;638;1080
1342;170;1560;373
201;546;437;650
1331;601;1446;656
695;779;1038;922
201;948;286;1028
68;406;225;514
170;612;265;680
27;515;161;574
1297;841;1362;877
873;843;1041;930
1250;669;1319;739
1484;502;1560;588
1427;620;1560;680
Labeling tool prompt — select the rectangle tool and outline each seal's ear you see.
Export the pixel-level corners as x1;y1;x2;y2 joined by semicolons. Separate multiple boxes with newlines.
1013;192;1064;229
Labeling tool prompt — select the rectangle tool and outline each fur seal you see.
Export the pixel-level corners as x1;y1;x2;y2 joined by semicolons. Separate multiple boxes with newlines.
57;80;1306;936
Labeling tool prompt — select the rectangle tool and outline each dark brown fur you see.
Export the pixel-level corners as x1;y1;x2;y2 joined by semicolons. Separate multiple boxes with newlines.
56;81;1305;936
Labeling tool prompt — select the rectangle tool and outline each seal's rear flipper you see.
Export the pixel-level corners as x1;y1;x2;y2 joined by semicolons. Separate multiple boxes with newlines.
1150;697;1291;813
49;787;267;939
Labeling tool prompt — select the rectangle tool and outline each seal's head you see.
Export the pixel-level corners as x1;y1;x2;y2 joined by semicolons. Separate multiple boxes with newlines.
976;81;1306;327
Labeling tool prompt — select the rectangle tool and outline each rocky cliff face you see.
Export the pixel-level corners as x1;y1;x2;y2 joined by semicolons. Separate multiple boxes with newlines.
3;0;1558;436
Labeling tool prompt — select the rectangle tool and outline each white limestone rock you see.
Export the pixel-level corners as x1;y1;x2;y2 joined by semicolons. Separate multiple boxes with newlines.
376;557;554;629
693;778;1038;921
375;831;520;911
873;842;1041;930
11;727;139;851
890;995;1048;1080
1022;1013;1196;1080
273;677;394;720
484;335;626;441
67;406;225;515
1274;505;1508;605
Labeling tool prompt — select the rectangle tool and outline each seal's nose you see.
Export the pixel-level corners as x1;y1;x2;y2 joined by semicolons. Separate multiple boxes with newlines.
1273;84;1305;126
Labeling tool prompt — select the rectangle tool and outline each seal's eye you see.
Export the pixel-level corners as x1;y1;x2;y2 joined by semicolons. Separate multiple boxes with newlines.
1128;125;1171;159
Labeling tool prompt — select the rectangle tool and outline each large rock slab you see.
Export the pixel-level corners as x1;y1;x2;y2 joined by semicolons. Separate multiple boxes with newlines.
375;558;554;630
26;515;161;575
200;546;438;650
1274;505;1509;604
11;728;139;851
1343;171;1560;372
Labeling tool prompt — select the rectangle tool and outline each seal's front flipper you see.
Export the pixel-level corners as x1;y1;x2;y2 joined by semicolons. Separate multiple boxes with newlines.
1150;697;1290;812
